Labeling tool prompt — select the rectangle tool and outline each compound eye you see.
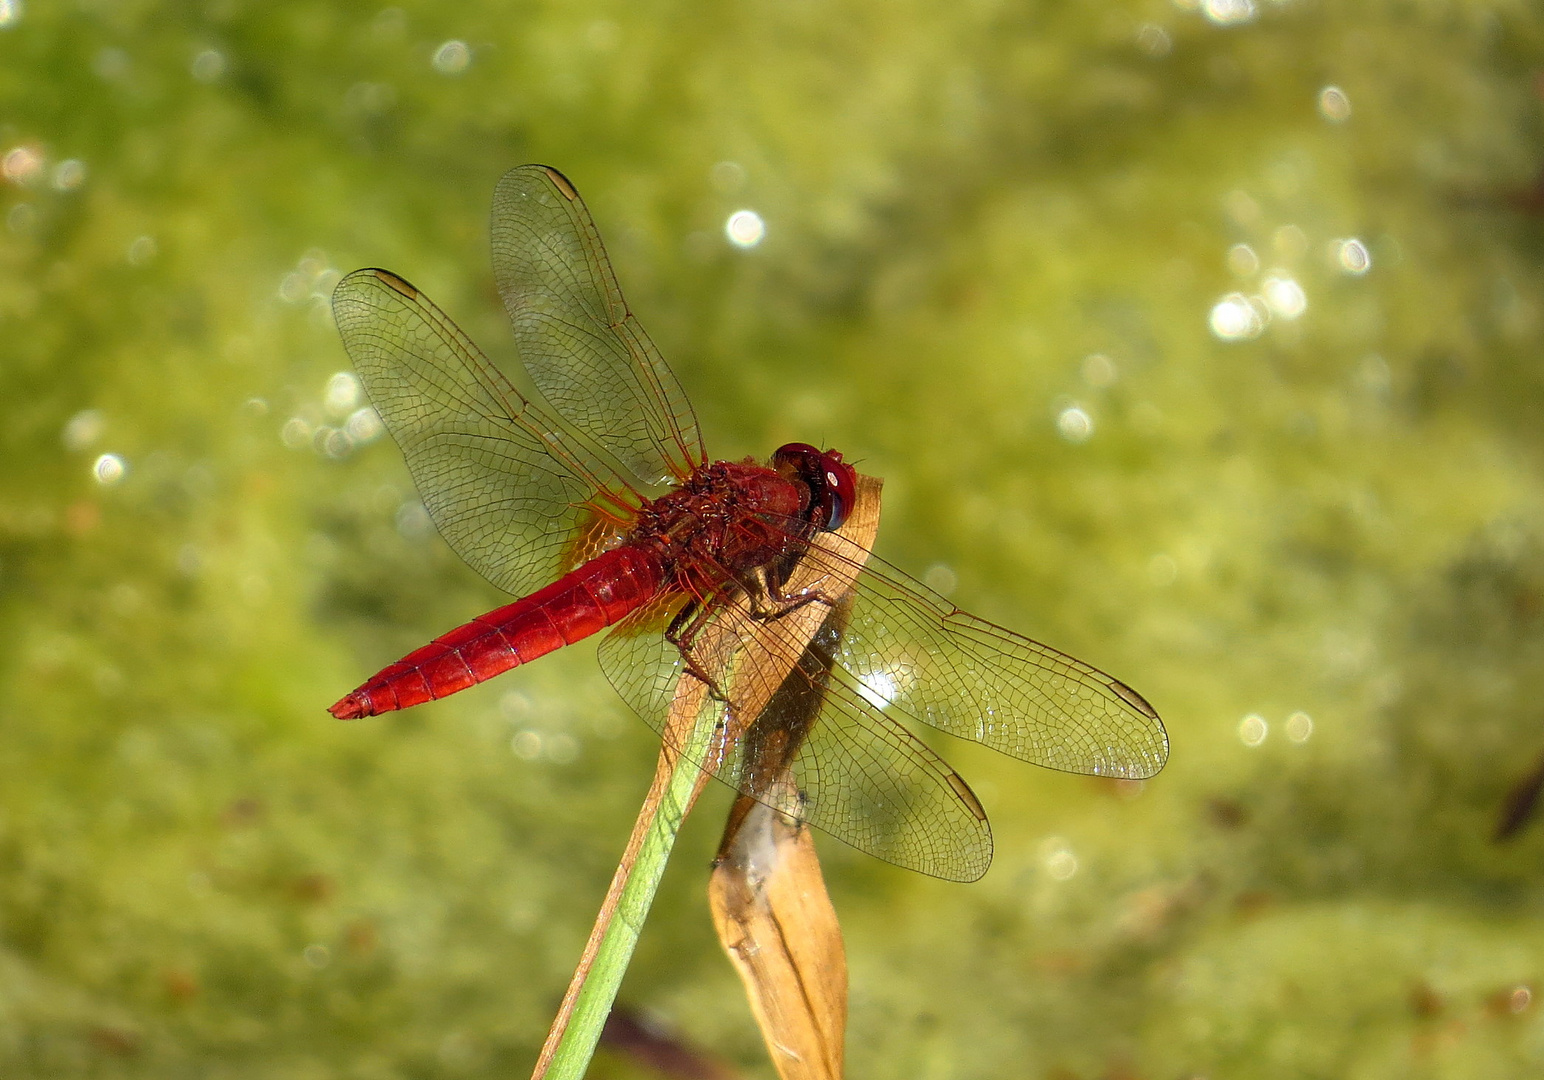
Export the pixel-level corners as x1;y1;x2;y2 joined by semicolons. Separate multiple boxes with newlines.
772;442;822;471
820;452;857;531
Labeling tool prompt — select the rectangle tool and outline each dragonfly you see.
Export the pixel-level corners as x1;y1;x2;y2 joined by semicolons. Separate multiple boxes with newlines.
328;164;1168;882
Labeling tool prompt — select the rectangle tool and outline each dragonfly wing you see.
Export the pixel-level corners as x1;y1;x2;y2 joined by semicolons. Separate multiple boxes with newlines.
794;530;1169;780
332;268;640;597
492;165;707;488
598;593;994;881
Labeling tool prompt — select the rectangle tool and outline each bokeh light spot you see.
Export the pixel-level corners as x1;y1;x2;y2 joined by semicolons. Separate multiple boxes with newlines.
1272;224;1308;259
1238;713;1268;747
1223;189;1261;227
1262;273;1306;319
0;0;22;28
1318;85;1351;123
923;563;958;596
1136;24;1171;57
1209;293;1266;341
63;409;104;451
725;209;765;248
316;427;353;459
1081;353;1118;387
1203;0;1256;26
372;7;406;39
1285;711;1313;743
1335;238;1371;275
280;416;312;448
325;372;361;417
395;501;433;540
1040;837;1078;880
546;733;580;764
127;235;157;266
511;730;542;760
1227;243;1259;277
710;161;746;192
1056;406;1093;443
432;40;471;75
93;453;126;485
51;159;86;191
3;145;43;185
345;407;384;444
190;48;226;82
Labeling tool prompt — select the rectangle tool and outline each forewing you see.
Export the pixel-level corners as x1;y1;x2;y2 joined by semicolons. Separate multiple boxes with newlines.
332;268;639;597
598;597;993;881
798;531;1169;779
492;165;706;487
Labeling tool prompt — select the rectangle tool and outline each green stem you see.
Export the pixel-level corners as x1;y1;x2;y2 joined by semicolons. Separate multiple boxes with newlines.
535;743;709;1079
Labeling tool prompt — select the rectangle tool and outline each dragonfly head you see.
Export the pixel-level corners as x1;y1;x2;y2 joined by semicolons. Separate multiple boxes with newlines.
771;442;857;532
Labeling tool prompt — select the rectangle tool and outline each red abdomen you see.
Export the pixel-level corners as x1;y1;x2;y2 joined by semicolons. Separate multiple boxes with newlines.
329;545;665;719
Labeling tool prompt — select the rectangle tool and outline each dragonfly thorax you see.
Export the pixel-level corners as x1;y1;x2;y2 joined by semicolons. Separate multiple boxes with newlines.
629;459;811;593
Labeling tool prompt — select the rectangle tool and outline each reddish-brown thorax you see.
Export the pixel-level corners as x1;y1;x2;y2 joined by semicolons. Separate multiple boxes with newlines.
627;458;807;599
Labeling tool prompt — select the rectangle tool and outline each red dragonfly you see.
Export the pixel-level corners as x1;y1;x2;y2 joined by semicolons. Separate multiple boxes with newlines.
329;165;1167;881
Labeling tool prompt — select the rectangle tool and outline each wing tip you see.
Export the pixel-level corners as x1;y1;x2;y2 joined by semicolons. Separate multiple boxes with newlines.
370;268;419;299
334;267;419;303
946;770;988;823
535;164;580;201
1123;738;1171;780
1109;677;1160;720
943;837;993;883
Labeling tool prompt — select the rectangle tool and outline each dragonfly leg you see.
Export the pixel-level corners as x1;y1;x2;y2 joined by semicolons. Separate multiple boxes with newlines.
747;570;840;624
664;597;732;703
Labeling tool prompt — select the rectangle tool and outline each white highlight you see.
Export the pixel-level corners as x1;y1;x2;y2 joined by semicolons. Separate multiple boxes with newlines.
1209;293;1266;341
1056;406;1093;443
1261;273;1307;319
325;371;361;417
432;40;471;75
1203;0;1256;25
1318;86;1351;123
93;453;126;485
1284;711;1314;743
857;669;899;709
63;409;104;451
1238;713;1268;747
1335;238;1371;275
1039;836;1078;881
725;210;765;248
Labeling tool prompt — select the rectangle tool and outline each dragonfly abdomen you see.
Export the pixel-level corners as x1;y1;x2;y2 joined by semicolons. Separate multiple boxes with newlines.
329;545;665;719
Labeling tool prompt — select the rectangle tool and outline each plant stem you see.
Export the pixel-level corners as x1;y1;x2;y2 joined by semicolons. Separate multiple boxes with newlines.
531;739;711;1080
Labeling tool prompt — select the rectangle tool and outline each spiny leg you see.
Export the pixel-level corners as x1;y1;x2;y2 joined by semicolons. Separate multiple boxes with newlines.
664;596;733;703
744;565;842;625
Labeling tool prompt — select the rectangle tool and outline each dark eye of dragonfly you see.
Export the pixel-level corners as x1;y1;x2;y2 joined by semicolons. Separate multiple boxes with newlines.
772;442;857;531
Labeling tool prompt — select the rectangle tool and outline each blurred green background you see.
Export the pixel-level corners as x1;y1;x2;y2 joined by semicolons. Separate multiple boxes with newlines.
5;1;1544;1077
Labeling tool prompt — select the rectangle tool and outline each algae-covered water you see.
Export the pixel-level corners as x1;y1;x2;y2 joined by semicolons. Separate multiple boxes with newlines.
5;2;1544;1077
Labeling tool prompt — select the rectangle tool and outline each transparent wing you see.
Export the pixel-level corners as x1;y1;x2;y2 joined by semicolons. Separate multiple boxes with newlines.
598;595;993;881
788;528;1170;780
595;483;1163;880
332;268;641;597
491;165;706;488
